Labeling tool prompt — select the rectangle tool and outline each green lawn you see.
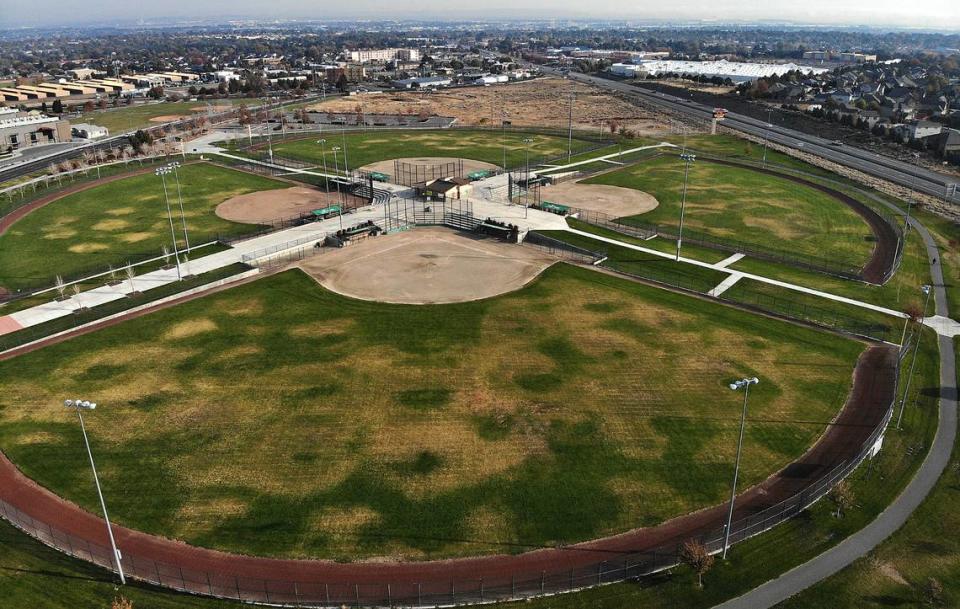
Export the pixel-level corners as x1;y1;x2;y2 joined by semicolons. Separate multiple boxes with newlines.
77;98;267;134
0;264;862;561
266;129;601;171
582;155;875;269
667;134;837;177
0;162;287;290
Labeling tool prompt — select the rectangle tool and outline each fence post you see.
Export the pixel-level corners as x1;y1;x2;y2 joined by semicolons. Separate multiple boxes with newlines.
417;582;421;606
206;571;213;595
355;583;360;608
451;579;455;605
387;583;391;607
325;583;330;605
540;571;545;594
235;575;242;601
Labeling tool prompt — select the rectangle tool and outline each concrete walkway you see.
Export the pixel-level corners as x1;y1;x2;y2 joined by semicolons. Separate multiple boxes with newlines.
707;272;743;297
713;194;958;609
564;227;915;324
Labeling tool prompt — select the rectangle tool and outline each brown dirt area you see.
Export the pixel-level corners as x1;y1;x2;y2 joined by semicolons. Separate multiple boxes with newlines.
359;157;500;176
541;181;659;217
149;114;189;123
215;186;354;224
308;77;670;136
299;227;555;304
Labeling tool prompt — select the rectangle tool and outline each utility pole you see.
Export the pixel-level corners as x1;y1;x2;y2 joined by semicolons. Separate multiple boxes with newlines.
567;92;575;163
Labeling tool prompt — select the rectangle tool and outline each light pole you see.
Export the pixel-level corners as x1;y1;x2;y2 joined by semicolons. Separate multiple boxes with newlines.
896;284;932;430
676;153;696;261
762;109;772;169
317;139;328;191
168;162;192;265
332;146;344;212
566;92;575;163
522;137;534;218
723;376;758;559
64;399;126;585
340;125;349;177
155;166;182;281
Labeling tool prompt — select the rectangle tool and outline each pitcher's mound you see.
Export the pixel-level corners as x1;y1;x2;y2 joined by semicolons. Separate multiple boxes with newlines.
216;187;348;224
541;181;658;218
300;228;554;304
359;157;499;179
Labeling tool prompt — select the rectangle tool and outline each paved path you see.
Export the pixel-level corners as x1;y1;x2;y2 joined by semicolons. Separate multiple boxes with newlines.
707;272;743;297
713;201;958;609
564;228;914;325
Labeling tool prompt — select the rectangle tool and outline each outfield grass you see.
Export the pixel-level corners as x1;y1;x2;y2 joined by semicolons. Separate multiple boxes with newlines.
0;264;862;560
667;134;837;177
77;98;267;134
582;155;875;268
0;162;287;290
266;129;602;171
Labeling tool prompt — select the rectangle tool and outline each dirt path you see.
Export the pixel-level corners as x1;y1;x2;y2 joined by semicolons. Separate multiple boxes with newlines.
0;328;896;605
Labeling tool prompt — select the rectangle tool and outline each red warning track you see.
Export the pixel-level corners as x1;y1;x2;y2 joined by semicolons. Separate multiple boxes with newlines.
0;344;897;605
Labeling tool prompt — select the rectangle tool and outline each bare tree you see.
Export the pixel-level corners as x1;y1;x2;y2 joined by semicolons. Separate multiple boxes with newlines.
679;539;714;588
111;595;134;609
924;577;944;607
828;480;855;518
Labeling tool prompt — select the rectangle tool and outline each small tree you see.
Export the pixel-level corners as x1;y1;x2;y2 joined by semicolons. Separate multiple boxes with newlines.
923;577;944;607
679;539;714;588
125;264;136;295
828;480;855;518
55;275;66;300
111;595;134;609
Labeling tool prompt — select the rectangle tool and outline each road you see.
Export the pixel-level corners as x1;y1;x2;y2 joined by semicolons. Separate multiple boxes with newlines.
549;69;960;205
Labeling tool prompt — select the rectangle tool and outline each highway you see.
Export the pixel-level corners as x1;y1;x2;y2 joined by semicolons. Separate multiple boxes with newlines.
551;68;960;205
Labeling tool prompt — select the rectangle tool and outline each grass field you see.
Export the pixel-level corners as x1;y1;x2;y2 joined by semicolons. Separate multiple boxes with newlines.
581;155;876;268
264;129;603;171
0;162;287;290
77;98;267;134
0;264;863;560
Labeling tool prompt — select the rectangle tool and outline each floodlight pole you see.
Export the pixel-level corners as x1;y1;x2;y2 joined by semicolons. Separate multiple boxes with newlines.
340;126;349;177
567;92;575;163
155;168;182;281
169;162;192;258
65;399;125;585
896;284;932;430
676;153;696;261
762;109;772;169
332;146;344;209
317;139;328;191
523;137;534;218
723;377;758;559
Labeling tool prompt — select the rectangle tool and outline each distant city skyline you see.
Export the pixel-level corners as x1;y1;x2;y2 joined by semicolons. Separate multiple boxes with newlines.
0;0;958;31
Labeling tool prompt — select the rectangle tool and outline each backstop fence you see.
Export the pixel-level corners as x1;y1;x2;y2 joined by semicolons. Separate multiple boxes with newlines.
393;159;463;186
0;337;904;608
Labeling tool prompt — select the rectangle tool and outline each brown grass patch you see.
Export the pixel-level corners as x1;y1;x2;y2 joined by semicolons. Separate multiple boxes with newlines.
163;318;218;340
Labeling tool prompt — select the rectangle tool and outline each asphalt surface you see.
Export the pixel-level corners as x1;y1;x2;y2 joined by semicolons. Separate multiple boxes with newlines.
551;69;960;205
713;198;957;608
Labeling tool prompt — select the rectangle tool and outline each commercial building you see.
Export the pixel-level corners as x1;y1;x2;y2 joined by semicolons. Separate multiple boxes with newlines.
0;113;71;152
391;76;451;89
348;48;421;63
610;59;827;83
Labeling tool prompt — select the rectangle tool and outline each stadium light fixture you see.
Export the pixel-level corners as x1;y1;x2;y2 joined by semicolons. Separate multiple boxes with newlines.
167;162;192;276
316;139;329;190
522;137;535;218
676;153;696;261
896;284;933;430
154;166;183;281
331;146;344;208
722;376;759;559
64;399;125;585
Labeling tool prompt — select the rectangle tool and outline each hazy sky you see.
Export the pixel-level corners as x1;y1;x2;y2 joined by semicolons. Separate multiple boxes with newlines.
1;0;958;30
